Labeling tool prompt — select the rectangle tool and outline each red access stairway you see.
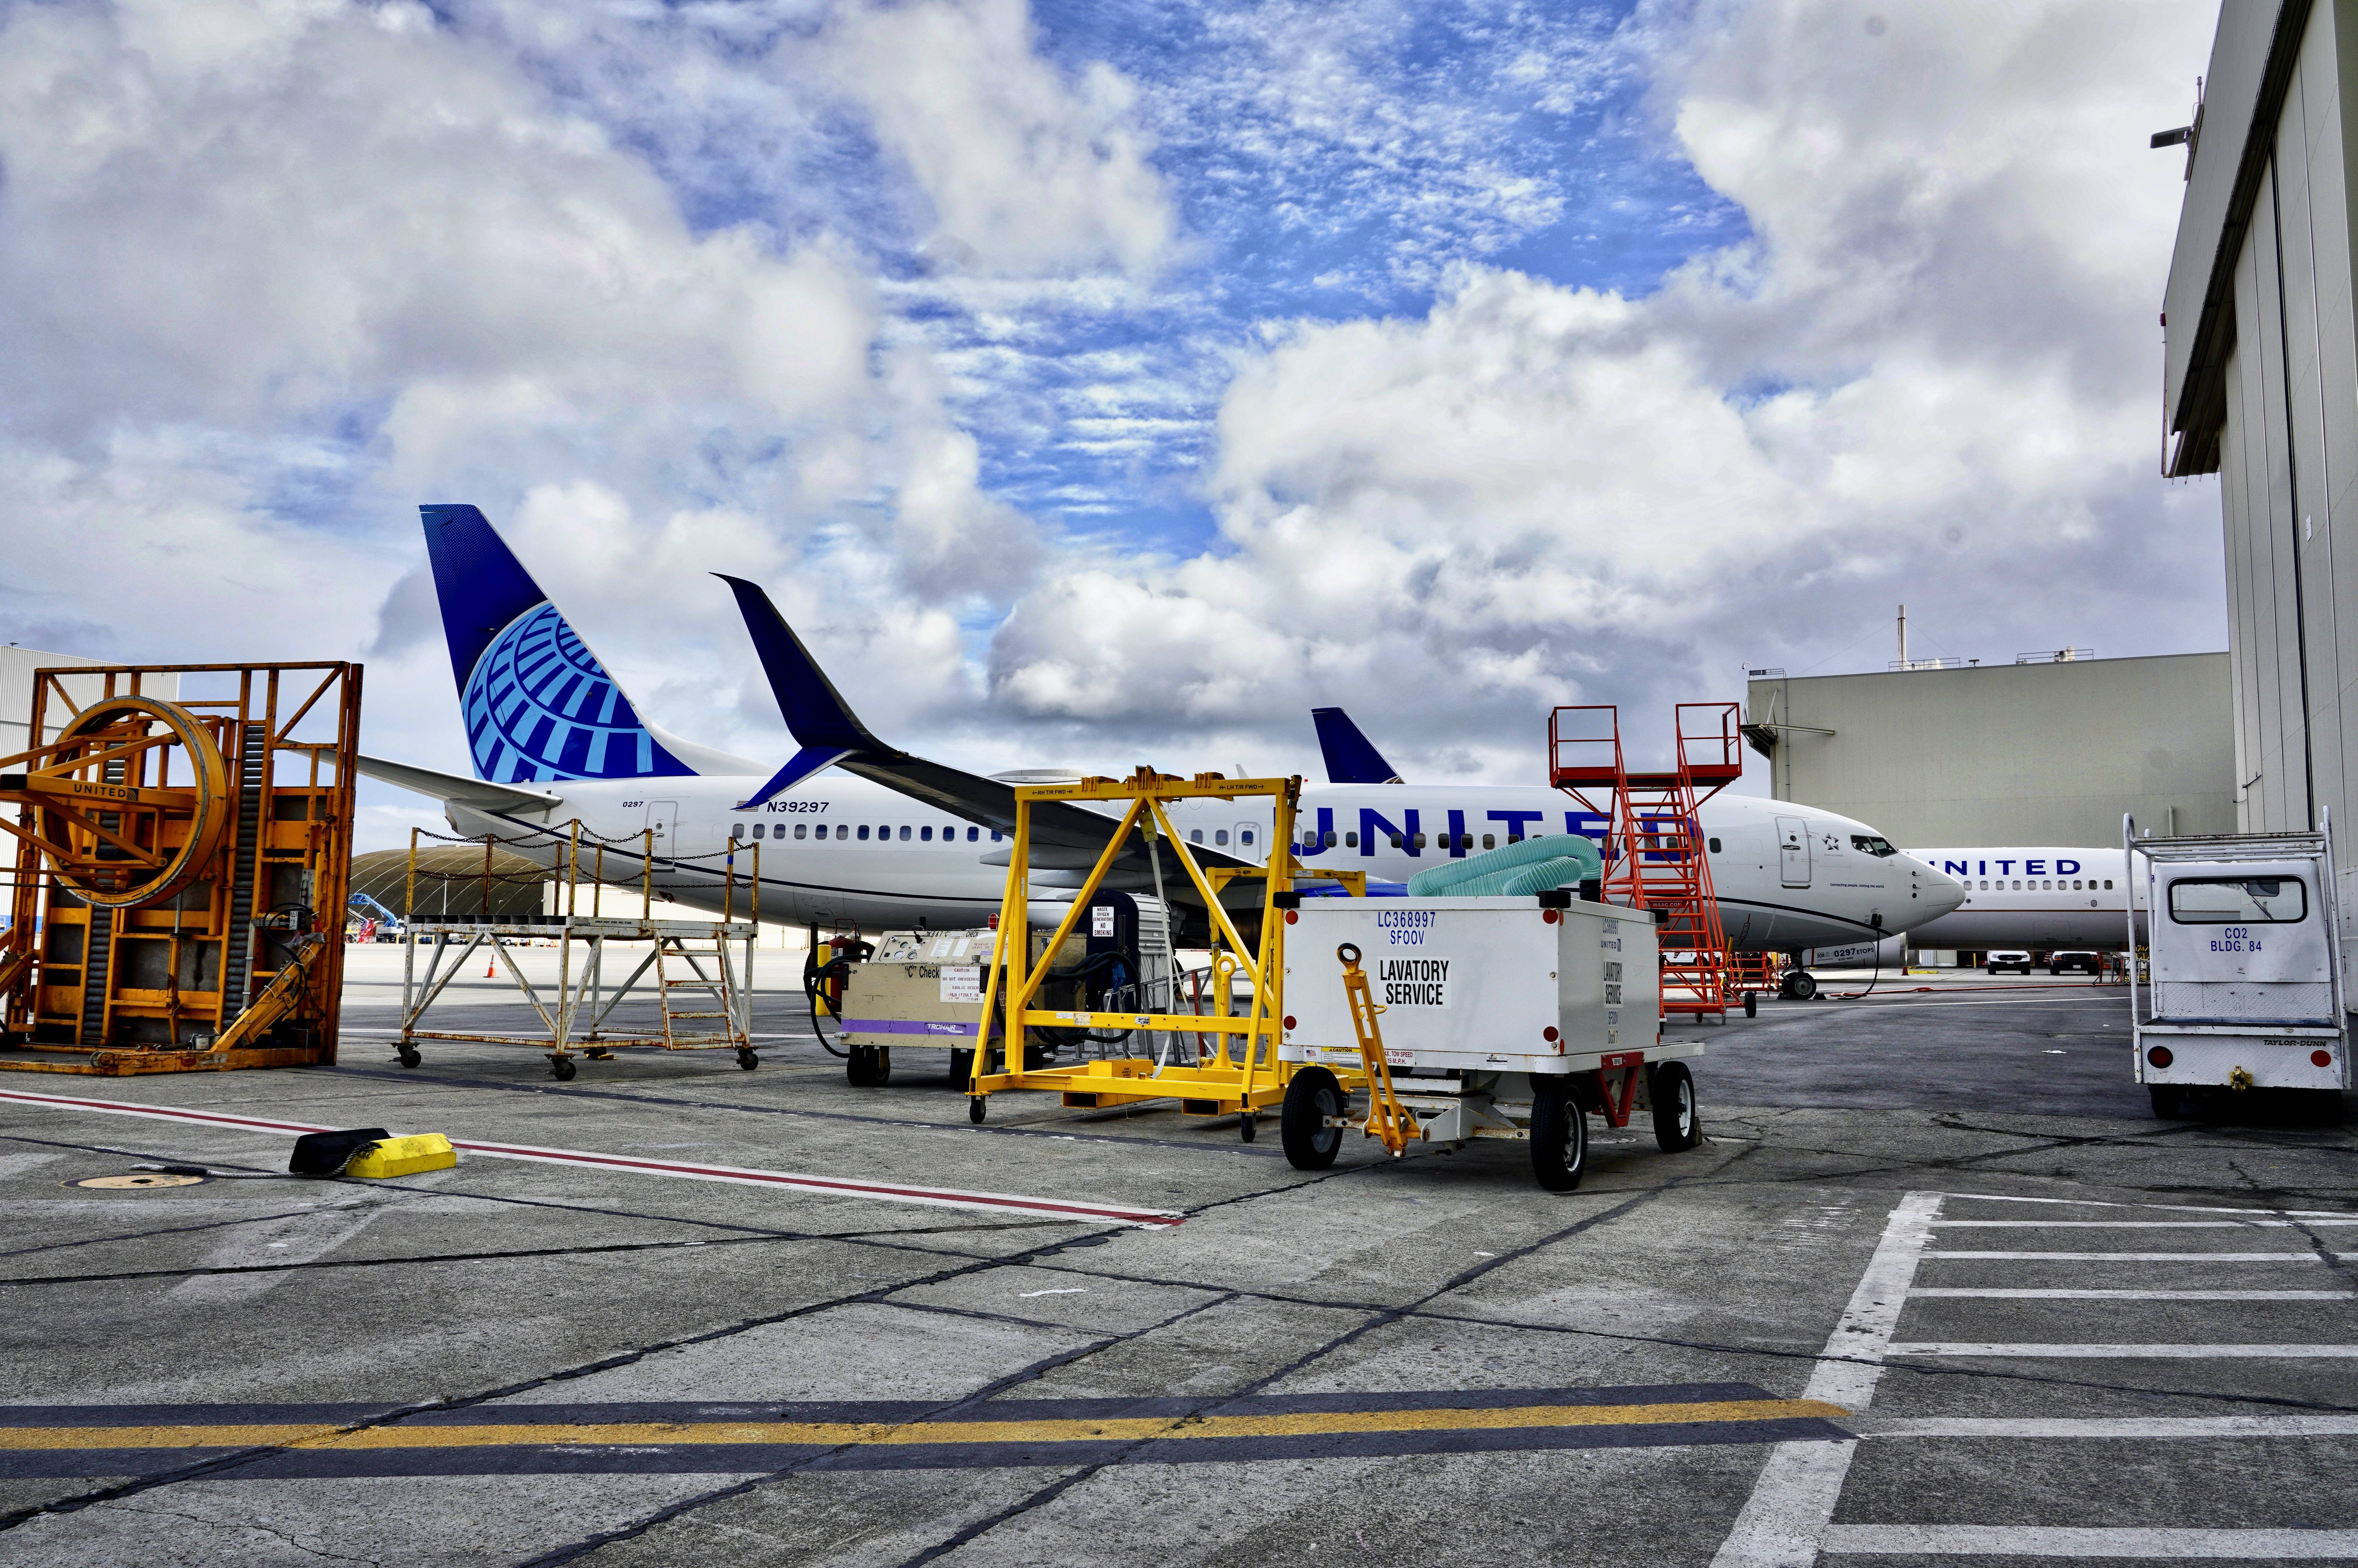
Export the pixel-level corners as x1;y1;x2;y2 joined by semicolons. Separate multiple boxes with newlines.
1547;703;1745;1020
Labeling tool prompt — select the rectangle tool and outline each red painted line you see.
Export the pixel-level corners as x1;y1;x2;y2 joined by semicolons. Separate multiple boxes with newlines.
0;1088;1182;1229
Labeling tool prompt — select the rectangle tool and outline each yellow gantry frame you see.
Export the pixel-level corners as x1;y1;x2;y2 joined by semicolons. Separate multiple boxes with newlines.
967;768;1330;1121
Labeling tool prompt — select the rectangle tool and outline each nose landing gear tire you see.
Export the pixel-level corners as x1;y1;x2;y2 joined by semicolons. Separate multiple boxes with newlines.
1529;1077;1588;1191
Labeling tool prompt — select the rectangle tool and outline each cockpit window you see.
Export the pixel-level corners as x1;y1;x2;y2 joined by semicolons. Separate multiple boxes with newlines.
1850;835;1898;858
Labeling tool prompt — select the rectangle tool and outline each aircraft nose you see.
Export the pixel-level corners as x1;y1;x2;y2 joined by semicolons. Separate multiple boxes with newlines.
1909;858;1967;919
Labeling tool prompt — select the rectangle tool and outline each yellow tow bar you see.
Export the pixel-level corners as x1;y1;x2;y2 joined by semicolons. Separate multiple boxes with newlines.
1337;942;1416;1156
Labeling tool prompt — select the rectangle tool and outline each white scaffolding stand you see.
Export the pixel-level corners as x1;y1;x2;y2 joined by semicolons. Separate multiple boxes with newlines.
395;916;759;1080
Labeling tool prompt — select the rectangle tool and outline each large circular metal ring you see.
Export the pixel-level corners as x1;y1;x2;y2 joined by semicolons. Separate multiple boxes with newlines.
33;696;232;910
1337;942;1361;964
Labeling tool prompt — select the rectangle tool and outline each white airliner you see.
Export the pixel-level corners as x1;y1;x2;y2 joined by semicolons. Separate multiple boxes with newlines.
1309;708;1966;953
359;507;1967;953
1900;847;2146;950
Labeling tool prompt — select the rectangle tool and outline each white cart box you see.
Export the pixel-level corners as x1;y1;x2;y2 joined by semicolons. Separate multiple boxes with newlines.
1281;897;1665;1074
2129;825;2351;1103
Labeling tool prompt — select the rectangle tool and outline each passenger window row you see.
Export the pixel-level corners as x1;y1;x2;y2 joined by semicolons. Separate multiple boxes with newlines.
1292;830;1505;852
1972;878;2114;891
730;823;1001;843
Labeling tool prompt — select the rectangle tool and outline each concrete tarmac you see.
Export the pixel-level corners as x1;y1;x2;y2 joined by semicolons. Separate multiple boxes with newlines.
0;947;2351;1565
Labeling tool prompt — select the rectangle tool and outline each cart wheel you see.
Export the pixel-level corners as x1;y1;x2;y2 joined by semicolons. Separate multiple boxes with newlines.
1529;1077;1588;1191
968;1095;987;1124
847;1046;873;1086
1743;993;1758;1019
736;1048;760;1071
949;1048;974;1087
872;1046;891;1086
1240;1112;1258;1143
1280;1067;1344;1170
550;1056;577;1082
1787;971;1818;1001
2148;1084;2185;1119
396;1045;421;1069
1649;1061;1701;1151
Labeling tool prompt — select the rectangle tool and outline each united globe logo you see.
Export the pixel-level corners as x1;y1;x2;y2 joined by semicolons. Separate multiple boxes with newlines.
464;602;664;782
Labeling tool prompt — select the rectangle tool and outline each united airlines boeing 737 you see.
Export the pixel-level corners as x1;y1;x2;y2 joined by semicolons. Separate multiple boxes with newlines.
359;508;1967;952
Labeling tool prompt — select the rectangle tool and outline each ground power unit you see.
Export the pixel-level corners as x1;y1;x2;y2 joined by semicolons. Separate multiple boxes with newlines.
1279;894;1703;1188
2126;815;2350;1117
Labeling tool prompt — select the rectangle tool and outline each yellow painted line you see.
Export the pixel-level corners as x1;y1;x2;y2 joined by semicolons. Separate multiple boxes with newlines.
0;1400;1846;1452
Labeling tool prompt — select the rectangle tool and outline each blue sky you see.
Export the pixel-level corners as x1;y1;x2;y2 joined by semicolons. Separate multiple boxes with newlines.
0;0;2228;845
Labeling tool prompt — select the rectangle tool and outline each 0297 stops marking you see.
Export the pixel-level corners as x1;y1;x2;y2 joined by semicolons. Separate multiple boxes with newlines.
1712;1189;2358;1565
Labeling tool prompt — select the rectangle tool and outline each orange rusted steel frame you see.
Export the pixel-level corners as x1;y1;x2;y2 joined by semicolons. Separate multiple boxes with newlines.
0;661;361;1072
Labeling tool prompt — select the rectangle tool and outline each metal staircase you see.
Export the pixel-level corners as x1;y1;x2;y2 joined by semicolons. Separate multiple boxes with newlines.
653;931;750;1051
1548;703;1744;1021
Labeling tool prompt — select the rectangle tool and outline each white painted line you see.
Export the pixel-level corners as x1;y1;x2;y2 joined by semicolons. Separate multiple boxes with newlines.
1863;1415;2358;1439
1932;1219;2358;1228
1944;1191;2358;1219
1927;1251;2353;1261
1710;1191;1942;1568
1819;1524;2358;1557
0;1087;1183;1228
1886;1342;2358;1358
1911;1288;2354;1300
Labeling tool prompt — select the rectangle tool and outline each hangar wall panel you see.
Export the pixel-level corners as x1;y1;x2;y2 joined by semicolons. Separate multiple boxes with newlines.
1744;655;2234;848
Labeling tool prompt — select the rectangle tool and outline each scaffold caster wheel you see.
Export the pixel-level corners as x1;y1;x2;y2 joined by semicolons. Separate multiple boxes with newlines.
1529;1077;1588;1192
736;1048;759;1071
1239;1112;1257;1144
396;1045;421;1069
968;1096;986;1124
550;1056;577;1082
1743;993;1757;1019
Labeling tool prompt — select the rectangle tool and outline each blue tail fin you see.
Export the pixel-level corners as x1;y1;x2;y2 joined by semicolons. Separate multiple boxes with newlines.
420;504;695;784
1312;707;1403;784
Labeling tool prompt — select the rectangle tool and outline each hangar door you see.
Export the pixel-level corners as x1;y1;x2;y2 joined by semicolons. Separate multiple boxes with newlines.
1776;817;1811;888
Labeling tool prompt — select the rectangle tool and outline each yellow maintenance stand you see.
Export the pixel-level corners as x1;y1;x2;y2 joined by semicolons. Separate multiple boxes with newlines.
965;769;1355;1139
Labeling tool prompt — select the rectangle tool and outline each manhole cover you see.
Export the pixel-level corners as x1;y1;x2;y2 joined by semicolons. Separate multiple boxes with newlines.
67;1173;207;1190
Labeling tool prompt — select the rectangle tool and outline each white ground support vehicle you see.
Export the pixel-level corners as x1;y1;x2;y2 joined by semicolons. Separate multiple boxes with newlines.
2126;816;2350;1117
1277;893;1703;1189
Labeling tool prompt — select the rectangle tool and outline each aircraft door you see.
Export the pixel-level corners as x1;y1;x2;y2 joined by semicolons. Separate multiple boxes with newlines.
645;800;680;860
1776;817;1811;888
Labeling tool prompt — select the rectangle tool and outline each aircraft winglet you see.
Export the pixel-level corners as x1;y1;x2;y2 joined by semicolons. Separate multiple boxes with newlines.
714;575;900;809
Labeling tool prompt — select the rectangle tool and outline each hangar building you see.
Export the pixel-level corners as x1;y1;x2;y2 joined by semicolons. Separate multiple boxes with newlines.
2165;0;2358;931
1744;653;2236;847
